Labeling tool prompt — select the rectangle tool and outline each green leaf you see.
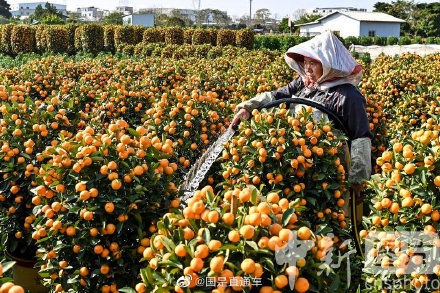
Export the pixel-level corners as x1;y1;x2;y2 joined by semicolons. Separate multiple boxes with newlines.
315;224;332;235
161;236;176;252
1;261;15;273
282;208;295;227
119;288;137;293
251;188;258;205
206;190;214;203
202;228;211;244
141;267;152;284
245;241;259;251
159;259;183;269
127;128;141;138
218;244;239;251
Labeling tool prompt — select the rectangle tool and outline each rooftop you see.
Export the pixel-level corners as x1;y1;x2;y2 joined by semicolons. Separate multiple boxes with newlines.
296;11;405;26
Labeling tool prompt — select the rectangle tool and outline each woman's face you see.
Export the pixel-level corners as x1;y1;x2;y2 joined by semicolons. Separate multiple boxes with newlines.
303;57;323;83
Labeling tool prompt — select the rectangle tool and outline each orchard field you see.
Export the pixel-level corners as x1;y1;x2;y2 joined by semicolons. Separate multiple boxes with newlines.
0;43;439;293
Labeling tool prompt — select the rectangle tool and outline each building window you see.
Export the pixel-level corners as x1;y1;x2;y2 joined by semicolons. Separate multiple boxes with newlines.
368;30;376;37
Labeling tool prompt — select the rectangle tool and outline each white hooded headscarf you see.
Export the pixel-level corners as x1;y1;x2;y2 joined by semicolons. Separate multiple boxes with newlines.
284;31;363;91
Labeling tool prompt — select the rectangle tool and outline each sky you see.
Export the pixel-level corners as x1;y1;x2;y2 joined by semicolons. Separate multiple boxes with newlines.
7;0;440;19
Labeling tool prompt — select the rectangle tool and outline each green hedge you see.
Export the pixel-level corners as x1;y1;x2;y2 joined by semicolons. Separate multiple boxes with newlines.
114;25;136;47
0;24;13;54
133;25;146;44
192;29;211;45
208;29;218;46
183;29;195;44
11;25;35;54
75;24;104;55
236;29;254;49
217;29;235;46
65;24;78;54
2;24;429;56
164;27;184;45
46;26;68;53
35;25;48;53
104;25;116;53
143;27;164;44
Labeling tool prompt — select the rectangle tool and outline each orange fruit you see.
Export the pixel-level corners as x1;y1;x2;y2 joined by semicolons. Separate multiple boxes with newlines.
79;267;89;277
298;227;312;240
105;202;114;213
249;213;262;226
241;258;256;274
435;176;440;187
207;211;219;223
222;213;234;225
111;179;122;190
135;283;146;293
8;286;25;293
100;264;110;275
274;275;288;289
210;256;224;273
190;257;204;272
208;240;222;251
285;266;299;277
195;244;209;259
239;225;255;240
279;229;293;242
0;282;15;293
66;226;76;236
267;192;280;204
421;204;432;215
239;188;252;202
175;244;187;257
294;277;310;293
228;230;240;243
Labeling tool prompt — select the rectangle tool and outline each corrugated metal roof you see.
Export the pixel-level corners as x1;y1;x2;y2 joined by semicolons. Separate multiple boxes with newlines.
341;11;405;22
296;11;405;27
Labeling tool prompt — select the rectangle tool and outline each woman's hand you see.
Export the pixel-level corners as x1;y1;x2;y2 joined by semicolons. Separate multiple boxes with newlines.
229;108;251;129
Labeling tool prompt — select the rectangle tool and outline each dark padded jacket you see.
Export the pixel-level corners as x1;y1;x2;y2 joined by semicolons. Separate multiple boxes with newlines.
269;76;372;141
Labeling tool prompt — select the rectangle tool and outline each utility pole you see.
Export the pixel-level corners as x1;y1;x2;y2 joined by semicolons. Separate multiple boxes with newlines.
249;0;252;27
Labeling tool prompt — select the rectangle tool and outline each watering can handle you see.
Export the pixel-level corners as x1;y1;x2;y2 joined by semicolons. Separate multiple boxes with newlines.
257;98;349;138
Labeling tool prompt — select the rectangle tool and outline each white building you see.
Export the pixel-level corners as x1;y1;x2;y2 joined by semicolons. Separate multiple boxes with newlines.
122;14;154;27
76;6;106;22
10;2;67;19
296;12;405;38
116;6;134;16
307;7;367;16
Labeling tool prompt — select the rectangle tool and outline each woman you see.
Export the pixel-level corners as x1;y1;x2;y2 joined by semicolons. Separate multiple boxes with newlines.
230;31;372;210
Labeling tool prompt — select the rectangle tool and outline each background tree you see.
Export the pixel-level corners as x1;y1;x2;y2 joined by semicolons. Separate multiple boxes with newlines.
197;9;230;27
169;9;193;26
103;12;124;25
0;0;11;18
30;2;63;23
278;18;289;33
166;16;186;27
155;14;169;26
374;1;414;35
67;12;81;23
254;8;270;25
44;2;59;16
412;2;440;37
40;13;64;24
374;0;440;37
